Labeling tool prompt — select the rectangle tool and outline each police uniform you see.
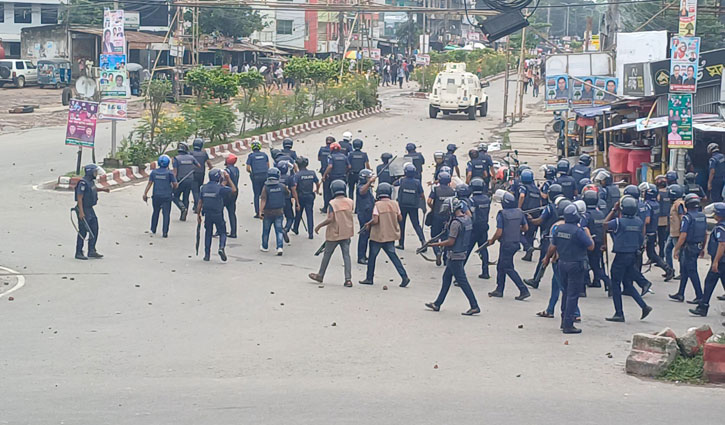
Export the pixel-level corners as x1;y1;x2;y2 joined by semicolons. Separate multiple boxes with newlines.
149;167;177;236
246;150;269;216
282;171;296;233
555;174;576;200
75;176;99;256
327;152;349;190
519;181;542;252
694;221;725;314
493;208;530;297
281;147;298;161
339;139;353;155
480;152;494;192
396;176;426;248
657;188;672;257
318;144;332;211
466;192;491;277
674;210;706;301
584;204;610;289
431;214;479;311
604;183;621;213
429;183;455;261
570;164;591;193
644;198;671;274
709;151;725;201
605;216;651;320
348;149;369;198
292;168;319;238
356;182;375;262
261;179;288;251
191;148;210;207
377;162;392;184
467;157;486;181
404;151;425;180
200;180;232;259
172;153;199;217
224;164;240;237
529;202;558;286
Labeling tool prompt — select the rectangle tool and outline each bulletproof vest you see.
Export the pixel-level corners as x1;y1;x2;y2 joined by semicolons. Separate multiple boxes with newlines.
611;216;642;253
318;146;331;173
191;151;208;177
349;150;367;173
398;177;420;207
433;184;455;216
471;194;491;229
248;152;269;176
174;153;197;179
355;186;375;214
443;153;457;168
637;201;649;224
226;165;240;188
281;148;297;160
77;177;98;208
481;153;493;170
152;168;174;197
713;152;725;178
707;222;725;259
540;204;558;237
296;170;316;195
451;215;473;255
645;200;660;234
553;222;587;262
658;190;672;219
468;158;485;178
540;180;551;195
339;140;352;155
201;182;224;214
571;164;590;190
684;211;707;243
522;183;542;211
605;184;621;212
329;152;348;178
404;153;424;177
265;182;285;209
556;175;576;200
501;208;524;243
376;163;392;184
585;207;606;245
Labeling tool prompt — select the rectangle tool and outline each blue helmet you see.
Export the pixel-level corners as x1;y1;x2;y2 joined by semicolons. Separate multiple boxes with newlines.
470;178;485;194
544;165;557;180
579;177;592;188
455;183;471;198
713;202;725;218
448;197;464;213
158;154;171;168
267;167;280;181
381;152;393;163
563;204;580;223
208;168;222;183
446;143;457;153
578;154;591;166
548;183;563;201
667;184;684;199
557;159;570;174
666;170;678;184
620;195;638;217
358;169;373;184
296;156;309;168
331;179;347;197
685;172;696;183
438;171;452;185
555;199;572;216
521;169;534;184
177;142;189;153
406;143;416;152
193;138;204;151
276;160;290;175
84;163;99;178
644;183;658;200
404;163;416;177
439;165;452;176
583;189;599;206
376;182;393;199
517;164;531;177
502;192;517;209
353;139;363;150
623;184;640;199
282;138;293;149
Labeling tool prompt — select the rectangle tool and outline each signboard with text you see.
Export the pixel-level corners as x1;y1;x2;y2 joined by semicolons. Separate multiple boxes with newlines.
668;94;693;148
669;36;700;93
593;77;618;105
99;99;128;121
65;100;98;148
623;63;646;96
570;76;595;107
679;0;697;36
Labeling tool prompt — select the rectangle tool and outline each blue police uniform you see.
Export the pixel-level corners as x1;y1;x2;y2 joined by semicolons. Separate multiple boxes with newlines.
75;176;99;255
281;148;297;161
465;192;491;277
644;199;670;273
200;181;232;258
149;168;177;236
246;151;269;216
444;153;458;174
347;149;369;198
429;184;455;260
356;183;375;262
432;215;479;310
318;145;332;211
172;153;199;216
339;139;352;155
570;164;591;193
584;205;611;290
467;158;486;180
555;175;576;200
696;222;725;313
675;211;706;300
262;181;287;250
606;217;650;319
481;153;494;191
404;152;425;180
224;164;240;237
397;176;426;248
376;162;392;184
552;220;594;330
530;203;558;284
292;169;318;238
519;182;542;251
709;152;725;201
191;149;209;207
494;209;530;297
604;184;621;213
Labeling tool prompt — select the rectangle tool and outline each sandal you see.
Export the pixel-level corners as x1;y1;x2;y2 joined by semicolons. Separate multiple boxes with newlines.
308;273;323;283
536;310;554;318
344;280;353;287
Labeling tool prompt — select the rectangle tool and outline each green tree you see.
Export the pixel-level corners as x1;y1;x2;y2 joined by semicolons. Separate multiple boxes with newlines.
395;18;421;54
307;60;338;116
185;67;239;103
196;2;264;38
61;0;106;25
142;79;172;147
237;70;264;134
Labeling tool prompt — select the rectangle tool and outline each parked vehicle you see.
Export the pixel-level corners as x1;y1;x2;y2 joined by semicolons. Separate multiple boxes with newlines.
0;59;38;88
38;59;72;88
428;62;489;120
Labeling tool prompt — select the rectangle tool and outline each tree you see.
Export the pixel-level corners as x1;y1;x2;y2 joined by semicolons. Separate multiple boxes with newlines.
197;2;264;38
237;70;264;134
61;0;107;25
185;67;239;103
307;60;338;117
395;18;421;54
142;79;172;148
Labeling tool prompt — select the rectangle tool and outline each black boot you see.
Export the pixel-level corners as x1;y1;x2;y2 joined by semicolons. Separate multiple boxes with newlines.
521;247;534;262
524;278;539;289
689;305;708;317
87;250;104;259
75;252;88;260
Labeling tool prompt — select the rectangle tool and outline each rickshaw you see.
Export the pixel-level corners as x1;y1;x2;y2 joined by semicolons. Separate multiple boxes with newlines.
38;58;72;88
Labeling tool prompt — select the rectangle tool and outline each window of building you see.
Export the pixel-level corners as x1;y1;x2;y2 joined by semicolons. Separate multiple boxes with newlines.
14;3;33;24
277;20;293;35
0;4;5;23
41;5;58;25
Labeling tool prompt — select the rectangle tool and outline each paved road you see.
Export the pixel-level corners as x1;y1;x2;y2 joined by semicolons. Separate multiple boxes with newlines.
0;77;723;425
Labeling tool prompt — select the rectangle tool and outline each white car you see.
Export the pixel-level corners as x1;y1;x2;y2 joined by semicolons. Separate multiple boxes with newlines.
428;62;489;120
0;59;38;88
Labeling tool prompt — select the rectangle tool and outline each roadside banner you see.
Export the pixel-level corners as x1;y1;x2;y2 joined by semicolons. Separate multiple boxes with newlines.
100;70;130;98
100;54;126;71
635;116;668;132
362;48;381;61
679;0;697;36
98;99;128;121
667;94;693;149
415;54;430;66
669;36;700;93
570;76;595;107
102;9;126;56
65;99;99;148
623;63;646;96
545;74;569;110
593;77;618;105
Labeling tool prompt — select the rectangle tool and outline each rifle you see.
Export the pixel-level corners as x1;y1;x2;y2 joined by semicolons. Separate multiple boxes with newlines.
314;242;326;256
523;205;547;215
416;228;448;262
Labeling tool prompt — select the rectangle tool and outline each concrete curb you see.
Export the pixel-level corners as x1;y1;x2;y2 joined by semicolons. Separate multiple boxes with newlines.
55;105;383;191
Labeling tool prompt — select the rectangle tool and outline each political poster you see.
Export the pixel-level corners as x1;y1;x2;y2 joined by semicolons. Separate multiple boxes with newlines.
667;94;693;149
102;9;126;55
623;63;646;96
679;0;697;36
65;100;99;148
545;74;569;110
99;54;127;72
98;99;128;121
635;116;668;132
669;36;700;93
570;76;595;107
99;70;130;98
593;77;618;105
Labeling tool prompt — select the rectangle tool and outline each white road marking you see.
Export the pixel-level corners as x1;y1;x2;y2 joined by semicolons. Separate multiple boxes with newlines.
0;266;26;299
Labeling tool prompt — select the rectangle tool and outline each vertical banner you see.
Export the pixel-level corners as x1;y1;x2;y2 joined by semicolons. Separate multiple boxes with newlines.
101;9;129;103
102;10;126;55
65;100;99;148
593;77;618;105
571;76;595;107
545;74;569;110
667;94;693;149
679;0;697;36
669;36;700;93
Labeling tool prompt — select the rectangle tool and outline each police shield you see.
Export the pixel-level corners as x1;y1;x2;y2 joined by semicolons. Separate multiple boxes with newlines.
388;156;407;178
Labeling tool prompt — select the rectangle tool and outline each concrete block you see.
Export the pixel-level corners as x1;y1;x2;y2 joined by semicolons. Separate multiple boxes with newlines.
704;341;725;383
625;333;679;377
655;328;677;340
677;325;714;357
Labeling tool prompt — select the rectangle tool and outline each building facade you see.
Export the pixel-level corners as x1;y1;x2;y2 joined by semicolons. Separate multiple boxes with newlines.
0;0;63;58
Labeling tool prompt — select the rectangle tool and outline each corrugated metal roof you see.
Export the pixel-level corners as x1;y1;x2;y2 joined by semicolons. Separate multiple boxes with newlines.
69;26;166;44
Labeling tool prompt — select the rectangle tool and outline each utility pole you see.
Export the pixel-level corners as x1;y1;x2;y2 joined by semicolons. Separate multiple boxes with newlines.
109;0;119;159
502;39;510;123
603;1;620;50
516;26;526;122
566;6;570;37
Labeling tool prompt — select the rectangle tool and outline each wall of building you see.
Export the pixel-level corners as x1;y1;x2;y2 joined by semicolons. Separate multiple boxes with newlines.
0;1;62;42
20;24;67;60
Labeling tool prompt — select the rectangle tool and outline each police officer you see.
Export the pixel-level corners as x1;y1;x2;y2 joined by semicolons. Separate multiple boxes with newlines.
260;167;289;255
347;138;370;198
643;183;675;280
488;192;531;300
466;178;491;279
276;160;297;237
466;148;486;184
318;136;335;212
403;142;425;180
396;163;427;250
172;142;200;221
340;131;353;154
355;169;376;264
143;155;178;238
425;198;481;316
377;153;394;184
274;147;295;171
541;204;594;334
281;138;298;161
597;170;620;214
74;164;110;260
197;169;236;262
478;143;495;192
571;154;591;193
224;153;240;238
582;189;610;290
432;151;446;182
685;172;706;198
427;171;455;266
191;138;213;209
603;196;654;322
622;184;653;294
444;143;461;177
554;159;576;200
518;169;541;261
690;202;725;316
525;183;564;288
707;143;725;202
246;140;269;218
664;184;686;274
292;156;320;239
666;170;679;186
541;164;557;202
670;193;706;303
322;142;350;210
656;174;671;258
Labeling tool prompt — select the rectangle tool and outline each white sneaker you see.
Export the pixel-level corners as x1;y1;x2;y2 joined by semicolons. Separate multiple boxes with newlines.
276;248;283;256
260;245;269;252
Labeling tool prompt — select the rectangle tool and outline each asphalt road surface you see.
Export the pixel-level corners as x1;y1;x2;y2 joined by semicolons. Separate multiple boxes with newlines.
0;77;723;424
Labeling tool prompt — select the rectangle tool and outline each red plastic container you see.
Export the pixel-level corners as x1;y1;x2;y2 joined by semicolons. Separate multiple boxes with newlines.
627;148;652;183
608;145;630;174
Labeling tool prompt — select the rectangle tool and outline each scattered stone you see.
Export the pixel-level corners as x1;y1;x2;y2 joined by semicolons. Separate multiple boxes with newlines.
139;255;143;258
383;285;388;290
318;285;324;288
516;374;521;378
69;277;74;281
626;333;679;377
607;353;613;359
518;324;524;329
433;364;438;369
135;284;140;288
655;327;677;340
564;340;569;345
280;302;284;306
331;322;336;327
676;325;713;357
270;291;275;294
8;297;14;301
61;276;67;280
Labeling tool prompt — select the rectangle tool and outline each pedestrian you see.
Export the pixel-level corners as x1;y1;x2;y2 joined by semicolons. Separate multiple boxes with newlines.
425;198;481;315
541;204;594;333
281;138;298;161
603;196;654;322
74;164;110;260
309;180;355;287
347;138;370;199
377;152;394;184
444;143;461;177
670;193;706;303
259;167;288;255
197;169;236;262
554;159;576;200
403;142;425;180
643;183;675;279
582;189;611;290
396;163;427;250
143;155;178;238
292;156;320;239
359;182;410;286
246;141;270;218
707;143;725;202
532;73;540;97
487;192;531;300
427;171;455;266
318;136;335;212
172;142;200;221
224;153;240;238
517;169;541;261
397;65;405;88
191;138;213;210
665;183;686;273
355;169;375;264
690;202;725;316
403;60;410;82
525;183;564;289
466;178;491;279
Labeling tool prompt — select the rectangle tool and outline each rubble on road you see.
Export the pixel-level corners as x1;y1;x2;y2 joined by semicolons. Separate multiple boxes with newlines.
676;325;713;358
625;333;679;377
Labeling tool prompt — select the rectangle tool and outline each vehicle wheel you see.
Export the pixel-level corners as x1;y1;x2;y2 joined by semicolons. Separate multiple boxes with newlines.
429;105;438;119
0;66;10;79
479;101;488;117
61;87;72;106
15;76;25;88
468;105;476;120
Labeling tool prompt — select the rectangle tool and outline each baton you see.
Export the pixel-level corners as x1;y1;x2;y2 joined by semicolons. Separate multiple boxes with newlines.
523;205;547;215
195;219;201;256
416;228;448;255
178;170;195;185
300;212;308;233
314;242;326;256
533;261;548;283
474;240;490;254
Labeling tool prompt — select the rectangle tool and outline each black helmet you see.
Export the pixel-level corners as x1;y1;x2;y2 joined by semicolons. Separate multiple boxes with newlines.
557;159;570;174
455;183;471;198
684;193;701;209
578;154;591;166
282;138;293;149
331;179;347;197
193;138;204;150
270;148;281;160
667;184;684;199
381;152;393;163
448;197;464;214
358;169;373;184
502;192;516;209
468;148;479;159
438;171;451;185
404;163;416;177
644;183;658;200
470;178;485;194
655;174;667;188
685;172;696;183
556;199;572;216
583;190;599;206
447;143;457;152
623;184;640;199
267;167;280;181
666;170;678;184
296;156;309;168
325;135;335;145
563;204;580;223
620;195;638;216
178;142;189;153
376;182;393;199
353;138;363;150
548;183;563;201
544;165;556;180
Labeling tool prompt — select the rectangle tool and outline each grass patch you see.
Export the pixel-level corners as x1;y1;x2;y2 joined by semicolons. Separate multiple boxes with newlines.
658;350;705;384
714;334;725;344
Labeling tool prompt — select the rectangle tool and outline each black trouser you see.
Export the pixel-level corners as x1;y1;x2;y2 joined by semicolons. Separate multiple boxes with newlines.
646;233;669;272
251;174;267;216
151;196;172;235
697;266;725;313
347;172;359;199
322;179;331;212
357;210;372;261
465;225;489;275
657;225;668;258
224;193;238;236
192;174;204;209
399;205;425;248
587;244;611;289
172;178;193;214
293;193;315;237
531;236;550;281
283;198;294;232
75;211;98;254
711;179;724;202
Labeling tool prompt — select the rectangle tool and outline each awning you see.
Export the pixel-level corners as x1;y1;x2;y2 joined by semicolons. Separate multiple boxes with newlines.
602;114;724;132
600;120;639;132
573;105;611;117
694;122;725;133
